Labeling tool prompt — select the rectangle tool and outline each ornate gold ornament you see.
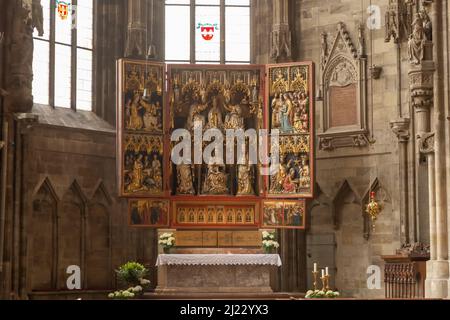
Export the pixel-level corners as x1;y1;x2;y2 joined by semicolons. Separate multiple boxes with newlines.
366;191;382;231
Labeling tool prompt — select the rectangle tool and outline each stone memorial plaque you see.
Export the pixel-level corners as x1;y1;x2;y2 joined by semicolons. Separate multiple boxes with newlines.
329;83;357;128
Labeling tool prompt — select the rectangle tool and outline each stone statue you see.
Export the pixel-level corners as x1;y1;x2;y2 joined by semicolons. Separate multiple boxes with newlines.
202;165;228;195
408;13;425;64
420;9;432;41
32;0;44;37
177;164;195;195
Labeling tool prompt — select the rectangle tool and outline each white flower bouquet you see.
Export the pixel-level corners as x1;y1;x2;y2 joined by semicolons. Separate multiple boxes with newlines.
262;231;279;253
305;290;340;299
159;232;176;252
108;286;144;300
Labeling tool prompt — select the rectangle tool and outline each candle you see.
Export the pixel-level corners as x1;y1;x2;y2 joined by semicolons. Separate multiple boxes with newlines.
321;269;325;278
314;263;317;273
326;267;329;276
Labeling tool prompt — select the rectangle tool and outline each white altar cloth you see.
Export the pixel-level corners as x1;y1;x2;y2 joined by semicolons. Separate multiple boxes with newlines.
156;254;282;267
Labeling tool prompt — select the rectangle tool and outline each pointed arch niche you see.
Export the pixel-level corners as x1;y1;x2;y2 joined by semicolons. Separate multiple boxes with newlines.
86;181;112;289
57;181;87;289
29;178;59;291
318;22;370;151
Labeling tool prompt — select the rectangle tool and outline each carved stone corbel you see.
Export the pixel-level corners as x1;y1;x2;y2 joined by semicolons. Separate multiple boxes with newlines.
14;113;39;134
419;132;435;154
390;118;411;143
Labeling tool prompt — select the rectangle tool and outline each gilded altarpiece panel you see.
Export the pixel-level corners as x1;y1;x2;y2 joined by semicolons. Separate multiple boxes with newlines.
266;63;315;199
167;65;265;200
117;61;314;231
117;60;166;197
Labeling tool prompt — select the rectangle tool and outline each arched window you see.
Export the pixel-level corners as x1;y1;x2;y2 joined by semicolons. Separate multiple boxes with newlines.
32;0;93;111
165;0;250;64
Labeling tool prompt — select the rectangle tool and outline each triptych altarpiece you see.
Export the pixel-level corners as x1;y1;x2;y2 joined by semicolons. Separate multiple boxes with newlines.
117;59;315;231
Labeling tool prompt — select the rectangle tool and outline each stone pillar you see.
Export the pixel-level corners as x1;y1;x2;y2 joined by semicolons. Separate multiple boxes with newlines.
270;0;291;63
94;0;127;125
419;134;436;260
390;119;411;244
424;0;449;298
3;0;43;114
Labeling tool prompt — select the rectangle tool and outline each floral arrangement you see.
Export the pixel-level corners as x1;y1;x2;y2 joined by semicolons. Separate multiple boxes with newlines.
262;231;280;253
108;286;143;300
159;233;176;251
305;290;340;299
115;261;149;287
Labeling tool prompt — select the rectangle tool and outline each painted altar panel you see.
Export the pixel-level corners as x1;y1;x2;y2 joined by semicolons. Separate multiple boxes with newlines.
262;200;306;230
266;62;315;199
129;199;170;228
117;59;166;197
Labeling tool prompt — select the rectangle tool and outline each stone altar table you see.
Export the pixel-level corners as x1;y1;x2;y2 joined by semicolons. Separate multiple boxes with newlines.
155;254;282;294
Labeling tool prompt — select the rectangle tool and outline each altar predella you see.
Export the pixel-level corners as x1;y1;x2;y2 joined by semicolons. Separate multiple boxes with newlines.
117;60;315;230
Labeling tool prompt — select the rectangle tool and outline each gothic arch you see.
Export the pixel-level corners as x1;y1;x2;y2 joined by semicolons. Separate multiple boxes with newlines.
57;180;87;289
28;177;58;291
332;179;361;230
86;181;113;289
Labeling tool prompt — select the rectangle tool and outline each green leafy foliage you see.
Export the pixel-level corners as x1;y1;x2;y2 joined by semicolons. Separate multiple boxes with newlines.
115;261;148;286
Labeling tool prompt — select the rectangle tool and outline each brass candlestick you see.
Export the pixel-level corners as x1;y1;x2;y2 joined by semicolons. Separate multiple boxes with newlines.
312;271;319;291
324;274;330;292
320;275;327;292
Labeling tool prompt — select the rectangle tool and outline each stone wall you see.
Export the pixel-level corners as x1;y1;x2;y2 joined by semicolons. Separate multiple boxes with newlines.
294;0;410;298
1;106;158;299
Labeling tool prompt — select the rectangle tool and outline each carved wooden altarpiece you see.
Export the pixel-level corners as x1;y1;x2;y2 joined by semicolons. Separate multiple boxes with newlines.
117;60;315;233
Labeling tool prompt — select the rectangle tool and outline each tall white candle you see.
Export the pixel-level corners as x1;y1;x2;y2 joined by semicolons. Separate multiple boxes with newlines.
314;263;317;272
326;267;329;276
321;269;325;278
